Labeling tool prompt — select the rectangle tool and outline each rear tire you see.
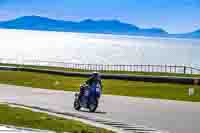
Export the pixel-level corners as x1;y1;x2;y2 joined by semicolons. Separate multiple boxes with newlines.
74;98;81;111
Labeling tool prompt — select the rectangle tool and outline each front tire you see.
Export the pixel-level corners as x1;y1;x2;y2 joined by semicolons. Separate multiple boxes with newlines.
88;99;98;112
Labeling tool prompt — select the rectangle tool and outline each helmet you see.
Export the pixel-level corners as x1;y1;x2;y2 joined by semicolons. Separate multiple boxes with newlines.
92;72;100;79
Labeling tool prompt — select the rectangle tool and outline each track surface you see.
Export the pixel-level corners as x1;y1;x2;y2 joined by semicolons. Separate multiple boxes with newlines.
0;84;200;133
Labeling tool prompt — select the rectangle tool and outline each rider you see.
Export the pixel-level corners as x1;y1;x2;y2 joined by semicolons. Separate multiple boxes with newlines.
86;72;102;98
80;72;102;98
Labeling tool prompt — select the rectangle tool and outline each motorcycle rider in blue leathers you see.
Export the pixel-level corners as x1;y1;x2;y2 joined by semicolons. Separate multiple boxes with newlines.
80;72;102;99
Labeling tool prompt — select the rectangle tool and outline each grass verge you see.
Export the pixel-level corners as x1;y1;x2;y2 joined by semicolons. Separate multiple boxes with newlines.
1;63;200;78
0;104;113;133
0;70;200;102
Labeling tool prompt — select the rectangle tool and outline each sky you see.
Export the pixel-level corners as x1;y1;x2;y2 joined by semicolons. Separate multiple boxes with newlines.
0;0;200;33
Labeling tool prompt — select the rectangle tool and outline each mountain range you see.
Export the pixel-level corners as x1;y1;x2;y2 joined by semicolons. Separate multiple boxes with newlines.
0;16;199;39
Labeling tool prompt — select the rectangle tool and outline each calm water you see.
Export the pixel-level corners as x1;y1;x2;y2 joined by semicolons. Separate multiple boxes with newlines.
0;29;200;67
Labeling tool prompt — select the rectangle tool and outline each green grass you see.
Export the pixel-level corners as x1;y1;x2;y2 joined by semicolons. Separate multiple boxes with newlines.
1;63;200;78
0;104;113;133
0;70;200;102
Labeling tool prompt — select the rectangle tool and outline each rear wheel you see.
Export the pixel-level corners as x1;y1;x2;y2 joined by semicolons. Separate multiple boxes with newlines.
74;98;81;111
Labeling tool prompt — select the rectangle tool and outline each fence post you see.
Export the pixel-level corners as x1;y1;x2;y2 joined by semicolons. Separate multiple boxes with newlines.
75;64;77;69
165;64;167;73
88;64;90;71
86;64;88;70
175;65;177;73
152;65;154;72
146;65;148;72
98;64;100;71
130;65;132;72
147;65;149;72
184;66;186;74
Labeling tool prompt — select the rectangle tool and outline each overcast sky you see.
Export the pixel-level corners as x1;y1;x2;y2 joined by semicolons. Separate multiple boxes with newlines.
0;0;200;33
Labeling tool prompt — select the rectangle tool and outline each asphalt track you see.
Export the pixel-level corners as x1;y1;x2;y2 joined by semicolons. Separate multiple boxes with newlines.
0;84;200;133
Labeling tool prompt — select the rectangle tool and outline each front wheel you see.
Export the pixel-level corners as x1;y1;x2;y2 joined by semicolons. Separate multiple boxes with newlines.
73;98;81;111
88;99;98;112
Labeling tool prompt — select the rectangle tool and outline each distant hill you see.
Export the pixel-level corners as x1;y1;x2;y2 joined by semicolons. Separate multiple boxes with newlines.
0;16;199;39
170;29;200;39
186;30;200;38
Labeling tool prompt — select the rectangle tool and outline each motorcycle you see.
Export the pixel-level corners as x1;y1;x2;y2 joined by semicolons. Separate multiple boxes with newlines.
73;83;101;112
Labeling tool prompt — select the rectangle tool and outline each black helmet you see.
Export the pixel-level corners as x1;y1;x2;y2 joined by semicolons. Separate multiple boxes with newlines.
92;72;100;78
